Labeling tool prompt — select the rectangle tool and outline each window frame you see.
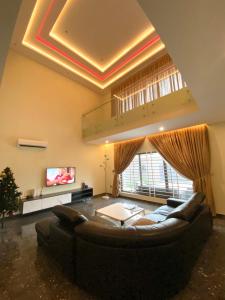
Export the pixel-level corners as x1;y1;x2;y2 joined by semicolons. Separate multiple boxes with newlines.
120;151;193;200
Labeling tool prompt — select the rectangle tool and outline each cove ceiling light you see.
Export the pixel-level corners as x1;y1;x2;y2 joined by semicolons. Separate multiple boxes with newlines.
22;0;164;89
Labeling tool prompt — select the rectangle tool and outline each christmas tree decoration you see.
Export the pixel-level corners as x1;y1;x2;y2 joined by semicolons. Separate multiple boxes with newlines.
0;167;21;228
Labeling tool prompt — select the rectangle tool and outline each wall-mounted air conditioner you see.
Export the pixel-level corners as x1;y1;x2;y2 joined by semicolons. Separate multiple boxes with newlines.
17;138;48;149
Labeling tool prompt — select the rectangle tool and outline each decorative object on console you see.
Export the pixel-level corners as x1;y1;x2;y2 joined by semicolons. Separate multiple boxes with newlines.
33;188;43;197
0;167;21;228
25;189;35;199
81;182;88;190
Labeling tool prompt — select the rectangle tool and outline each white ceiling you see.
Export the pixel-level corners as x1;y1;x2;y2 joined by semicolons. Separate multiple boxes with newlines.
51;0;152;68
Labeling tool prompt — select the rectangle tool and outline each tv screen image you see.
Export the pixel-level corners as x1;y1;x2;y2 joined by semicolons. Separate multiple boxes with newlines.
46;167;75;187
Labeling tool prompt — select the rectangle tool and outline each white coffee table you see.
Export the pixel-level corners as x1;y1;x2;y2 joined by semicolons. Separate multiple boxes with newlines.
95;203;144;226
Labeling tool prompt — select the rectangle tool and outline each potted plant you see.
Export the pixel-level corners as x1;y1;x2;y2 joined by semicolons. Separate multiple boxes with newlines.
0;167;21;228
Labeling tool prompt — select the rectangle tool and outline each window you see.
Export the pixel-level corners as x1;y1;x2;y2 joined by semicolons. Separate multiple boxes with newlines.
120;152;193;200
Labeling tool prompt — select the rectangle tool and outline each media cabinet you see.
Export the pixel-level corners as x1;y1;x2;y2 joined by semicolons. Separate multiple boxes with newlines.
21;187;93;215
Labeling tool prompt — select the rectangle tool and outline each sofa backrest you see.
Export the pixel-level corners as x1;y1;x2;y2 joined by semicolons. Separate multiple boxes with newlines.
167;192;205;222
188;192;205;203
74;218;189;248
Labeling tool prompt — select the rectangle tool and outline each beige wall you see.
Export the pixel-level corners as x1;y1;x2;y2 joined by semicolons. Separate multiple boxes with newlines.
0;50;105;196
106;131;225;215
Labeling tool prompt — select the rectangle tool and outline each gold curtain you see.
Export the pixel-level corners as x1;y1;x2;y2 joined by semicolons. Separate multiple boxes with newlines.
112;137;145;198
111;54;185;117
148;124;215;215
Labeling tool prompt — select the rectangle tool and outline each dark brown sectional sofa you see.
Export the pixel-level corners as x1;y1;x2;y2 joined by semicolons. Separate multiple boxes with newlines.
35;193;212;299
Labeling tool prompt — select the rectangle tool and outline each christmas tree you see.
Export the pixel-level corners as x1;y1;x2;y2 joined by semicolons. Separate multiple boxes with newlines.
0;167;21;228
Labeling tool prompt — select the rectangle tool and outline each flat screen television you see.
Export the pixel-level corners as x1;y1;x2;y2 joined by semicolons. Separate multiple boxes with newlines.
46;167;75;187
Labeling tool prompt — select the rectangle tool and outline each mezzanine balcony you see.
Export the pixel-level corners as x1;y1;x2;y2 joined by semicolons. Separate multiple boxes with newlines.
82;66;197;142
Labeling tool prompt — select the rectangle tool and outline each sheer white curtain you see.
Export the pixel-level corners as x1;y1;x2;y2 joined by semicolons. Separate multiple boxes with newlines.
111;54;186;116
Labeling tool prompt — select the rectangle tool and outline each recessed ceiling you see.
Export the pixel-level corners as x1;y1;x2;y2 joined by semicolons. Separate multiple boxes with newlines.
11;0;165;90
50;0;153;71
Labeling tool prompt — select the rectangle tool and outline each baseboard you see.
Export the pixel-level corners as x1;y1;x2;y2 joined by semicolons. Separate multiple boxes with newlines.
119;192;166;205
216;214;225;219
93;193;112;198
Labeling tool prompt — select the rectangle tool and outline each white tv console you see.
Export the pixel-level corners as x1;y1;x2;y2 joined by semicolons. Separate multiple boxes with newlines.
21;187;93;215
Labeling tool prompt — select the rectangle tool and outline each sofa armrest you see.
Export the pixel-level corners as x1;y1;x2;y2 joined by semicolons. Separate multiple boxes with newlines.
167;198;186;208
52;205;88;229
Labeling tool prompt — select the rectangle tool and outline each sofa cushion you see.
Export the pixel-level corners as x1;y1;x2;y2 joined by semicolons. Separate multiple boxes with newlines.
52;205;88;228
153;205;175;216
167;193;204;222
144;212;167;223
132;218;156;226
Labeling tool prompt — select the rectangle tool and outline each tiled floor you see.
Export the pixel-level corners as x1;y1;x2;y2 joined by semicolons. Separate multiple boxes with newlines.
0;197;225;300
